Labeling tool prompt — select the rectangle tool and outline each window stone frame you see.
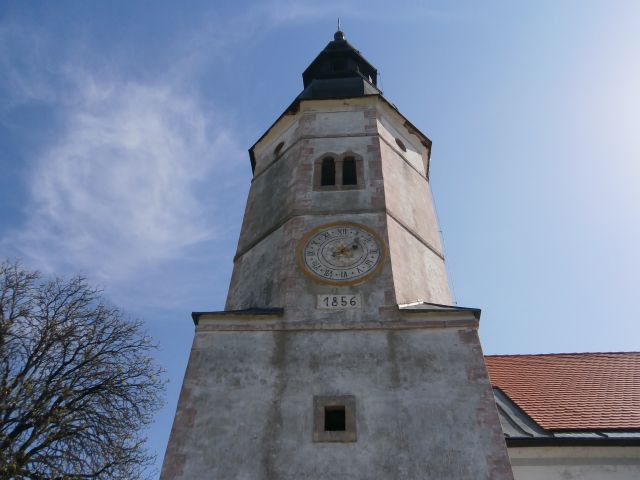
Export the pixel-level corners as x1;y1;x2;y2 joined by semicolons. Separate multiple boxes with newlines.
313;395;357;443
313;152;364;191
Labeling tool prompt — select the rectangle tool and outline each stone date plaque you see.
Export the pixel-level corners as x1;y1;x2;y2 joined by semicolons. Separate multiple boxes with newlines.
316;294;362;310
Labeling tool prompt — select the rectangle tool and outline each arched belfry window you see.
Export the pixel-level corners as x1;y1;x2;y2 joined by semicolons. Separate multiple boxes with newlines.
320;157;336;186
314;153;364;191
342;157;357;185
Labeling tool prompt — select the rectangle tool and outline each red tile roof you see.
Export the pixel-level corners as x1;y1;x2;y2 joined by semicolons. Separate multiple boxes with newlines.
485;352;640;431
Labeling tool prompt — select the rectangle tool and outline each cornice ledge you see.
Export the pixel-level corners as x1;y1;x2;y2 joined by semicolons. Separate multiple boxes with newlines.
195;316;478;332
398;301;481;320
192;308;284;325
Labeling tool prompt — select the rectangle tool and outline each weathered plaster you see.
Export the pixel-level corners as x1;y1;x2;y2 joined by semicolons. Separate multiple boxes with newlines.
226;96;452;311
162;316;512;479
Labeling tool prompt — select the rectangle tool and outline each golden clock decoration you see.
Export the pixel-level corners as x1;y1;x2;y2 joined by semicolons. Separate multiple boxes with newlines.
297;222;386;285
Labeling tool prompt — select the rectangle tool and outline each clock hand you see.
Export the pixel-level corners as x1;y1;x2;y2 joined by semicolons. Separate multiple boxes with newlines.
333;243;356;258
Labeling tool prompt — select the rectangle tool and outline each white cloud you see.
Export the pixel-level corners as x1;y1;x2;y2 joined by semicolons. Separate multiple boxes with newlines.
7;68;243;281
1;0;366;284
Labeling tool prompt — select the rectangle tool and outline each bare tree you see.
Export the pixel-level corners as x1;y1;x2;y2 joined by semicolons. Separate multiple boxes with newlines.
0;260;164;479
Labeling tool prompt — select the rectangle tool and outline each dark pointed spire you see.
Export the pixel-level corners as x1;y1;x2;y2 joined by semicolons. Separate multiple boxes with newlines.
298;30;380;100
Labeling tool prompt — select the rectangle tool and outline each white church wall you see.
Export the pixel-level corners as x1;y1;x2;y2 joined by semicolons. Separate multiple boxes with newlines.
509;446;640;480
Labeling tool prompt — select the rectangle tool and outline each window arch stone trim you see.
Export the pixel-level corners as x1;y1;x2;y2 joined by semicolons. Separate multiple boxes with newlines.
313;151;365;191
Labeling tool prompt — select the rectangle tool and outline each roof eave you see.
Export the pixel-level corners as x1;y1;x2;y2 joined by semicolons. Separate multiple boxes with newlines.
301;39;378;86
506;436;640;447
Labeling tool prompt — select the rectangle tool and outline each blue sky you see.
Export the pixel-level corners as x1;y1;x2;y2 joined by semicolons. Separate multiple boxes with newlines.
1;0;639;475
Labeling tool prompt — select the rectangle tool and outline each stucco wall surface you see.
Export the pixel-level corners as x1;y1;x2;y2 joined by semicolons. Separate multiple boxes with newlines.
376;114;427;176
226;212;393;314
161;325;512;480
386;214;451;305
378;135;440;252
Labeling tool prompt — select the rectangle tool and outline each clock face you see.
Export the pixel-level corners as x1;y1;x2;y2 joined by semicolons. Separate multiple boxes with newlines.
298;222;385;285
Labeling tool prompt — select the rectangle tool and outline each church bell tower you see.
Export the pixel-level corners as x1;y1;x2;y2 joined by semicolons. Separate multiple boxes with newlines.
161;31;513;479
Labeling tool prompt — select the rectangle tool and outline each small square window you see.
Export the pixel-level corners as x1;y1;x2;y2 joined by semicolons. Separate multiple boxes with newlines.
313;395;356;442
324;406;346;431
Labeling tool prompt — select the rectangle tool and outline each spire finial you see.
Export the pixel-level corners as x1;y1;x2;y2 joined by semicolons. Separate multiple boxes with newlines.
334;19;345;41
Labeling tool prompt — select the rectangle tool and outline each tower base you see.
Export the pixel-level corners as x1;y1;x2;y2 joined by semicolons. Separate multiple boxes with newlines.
161;306;513;479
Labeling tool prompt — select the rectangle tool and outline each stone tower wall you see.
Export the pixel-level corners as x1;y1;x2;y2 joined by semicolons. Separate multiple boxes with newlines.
226;97;451;312
162;94;512;479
